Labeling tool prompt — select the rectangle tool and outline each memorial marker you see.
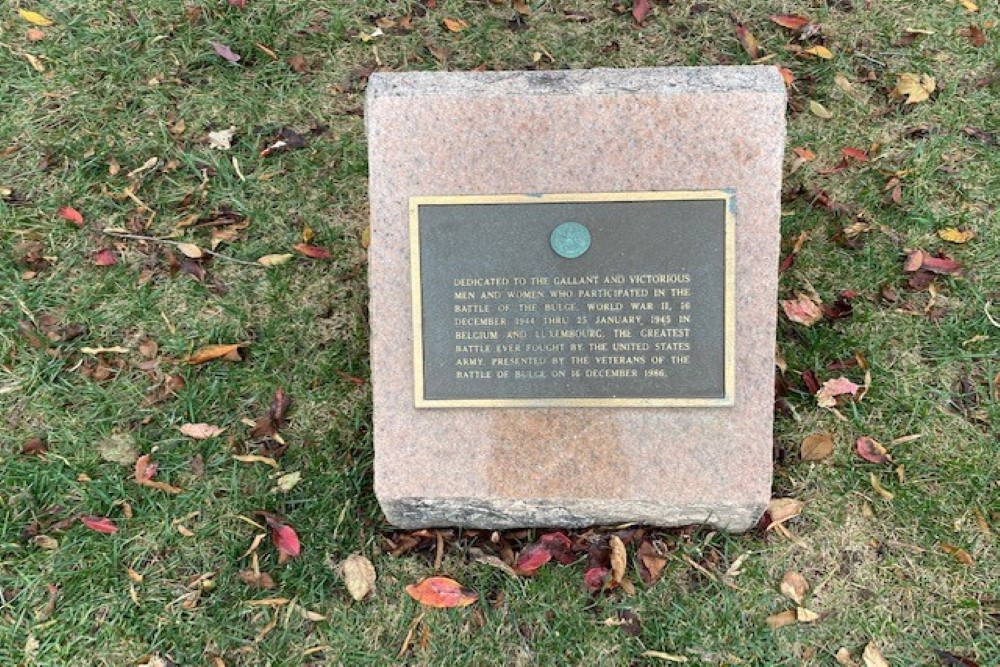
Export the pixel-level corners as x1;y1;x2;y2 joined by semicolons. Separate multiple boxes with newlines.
367;67;786;530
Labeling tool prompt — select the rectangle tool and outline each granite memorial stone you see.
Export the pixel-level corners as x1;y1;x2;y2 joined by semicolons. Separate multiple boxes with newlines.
366;66;786;531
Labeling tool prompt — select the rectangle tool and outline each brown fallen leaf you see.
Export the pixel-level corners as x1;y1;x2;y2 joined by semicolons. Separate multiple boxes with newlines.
21;437;49;456
941;543;975;566
796;606;820;623
406;576;478;608
185;343;245;364
442;17;468;32
862;642;889;667
250;387;291;438
292;243;332;259
179;423;226;439
258;253;294;267
767;498;804;527
870;473;895;501
780;571;809;604
134;454;183;494
341;553;377;601
637;540;668;584
770;14;810;30
735;23;760;60
609;535;627;585
766;609;797;629
239;569;276;589
233;454;279;468
801;433;834;461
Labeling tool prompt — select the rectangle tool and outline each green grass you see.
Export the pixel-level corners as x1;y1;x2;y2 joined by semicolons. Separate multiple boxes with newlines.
1;0;998;665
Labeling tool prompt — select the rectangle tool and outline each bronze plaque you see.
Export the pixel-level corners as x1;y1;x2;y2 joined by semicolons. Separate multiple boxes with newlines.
410;192;735;408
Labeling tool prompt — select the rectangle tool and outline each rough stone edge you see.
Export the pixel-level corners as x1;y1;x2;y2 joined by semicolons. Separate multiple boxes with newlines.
382;497;767;533
365;66;785;104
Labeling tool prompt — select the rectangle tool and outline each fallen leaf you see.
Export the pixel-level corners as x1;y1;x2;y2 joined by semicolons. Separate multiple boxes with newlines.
442;17;469;32
893;72;935;104
780;571;809;604
637;540;668;584
250;387;292;438
632;0;652;23
809;100;834;119
233;454;279;469
796;606;820;622
834;73;854;93
81;516;118;534
514;543;552;575
174;242;203;259
21;437;48;456
940;543;975;566
405;576;478;608
766;609;797;629
735;23;760;60
238;569;276;589
816;377;860;408
258;253;294;267
341;553;377;601
640;650;689;662
211;41;242;63
870;473;895;501
32;535;58;550
23;52;45;73
134;454;157;483
185;343;245;364
856;436;892;464
94;248;117;266
265;516;301;558
609;535;627;584
292;243;332;259
769;14;810;30
782;292;823;326
18;9;54;26
937;228;976;244
934;649;980;666
584;566;611;593
208;126;236;150
59;206;84;226
964;24;986;47
779;67;795;86
801;433;834;461
842;147;869;161
793;147;817;160
803;45;834;59
180;423;226;439
273;471;301;493
862;642;889;667
835;648;854;665
540;531;575;564
960;0;978;11
767;498;804;527
27;28;46;41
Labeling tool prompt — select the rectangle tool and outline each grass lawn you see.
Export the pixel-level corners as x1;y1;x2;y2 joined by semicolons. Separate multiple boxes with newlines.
1;1;997;665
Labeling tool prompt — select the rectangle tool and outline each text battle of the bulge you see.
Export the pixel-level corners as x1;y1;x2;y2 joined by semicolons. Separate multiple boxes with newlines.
449;272;696;382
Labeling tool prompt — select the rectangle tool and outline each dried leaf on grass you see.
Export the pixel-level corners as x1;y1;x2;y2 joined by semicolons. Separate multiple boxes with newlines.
134;454;183;494
81;516;118;534
809;100;834;119
185;343;245;364
514;543;551;575
856;436;892;464
180;423;225;439
940;543;975;566
258;253;294;267
892;73;935;104
766;609;797;629
264;515;300;559
406;576;477;608
937;228;976;244
862;642;889;667
341;553;377;600
59;206;84;226
19;9;55;26
780;571;809;604
801;433;834;461
782;292;823;326
238;569;276;589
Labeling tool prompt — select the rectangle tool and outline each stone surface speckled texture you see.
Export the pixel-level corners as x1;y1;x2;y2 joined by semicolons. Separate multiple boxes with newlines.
366;67;785;531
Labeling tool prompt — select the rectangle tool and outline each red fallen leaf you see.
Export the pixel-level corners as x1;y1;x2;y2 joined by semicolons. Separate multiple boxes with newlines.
406;576;478;608
964;25;986;48
514;543;552;575
632;0;651;24
81;516;118;534
842;146;869;161
856;436;891;464
781;293;823;326
59;206;84;226
778;67;795;87
292;243;332;259
265;515;301;558
802;369;821;395
921;255;962;275
584;566;611;593
540;531;575;565
211;41;242;64
934;649;980;666
229;0;248;7
770;14;811;30
778;253;795;274
94;248;117;266
134;454;157;483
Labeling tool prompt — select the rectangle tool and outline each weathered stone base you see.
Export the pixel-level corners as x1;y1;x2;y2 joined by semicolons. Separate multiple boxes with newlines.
382;497;767;532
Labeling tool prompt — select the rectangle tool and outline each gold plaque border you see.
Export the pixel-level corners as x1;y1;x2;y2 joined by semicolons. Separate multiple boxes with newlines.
409;191;736;409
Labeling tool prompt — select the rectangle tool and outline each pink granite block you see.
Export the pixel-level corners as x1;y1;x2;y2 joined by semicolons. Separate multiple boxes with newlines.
366;67;785;531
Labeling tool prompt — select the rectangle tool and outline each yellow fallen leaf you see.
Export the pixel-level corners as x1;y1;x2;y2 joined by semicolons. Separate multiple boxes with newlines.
246;597;291;606
768;497;804;526
258;253;294;267
233;454;279;469
185;343;245;364
809;100;834;119
870;473;895;501
640;651;689;662
176;242;204;259
937;227;975;243
796;606;820;622
893;73;935;104
960;0;978;11
19;9;54;27
834;73;854;93
803;45;833;59
23;52;45;73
